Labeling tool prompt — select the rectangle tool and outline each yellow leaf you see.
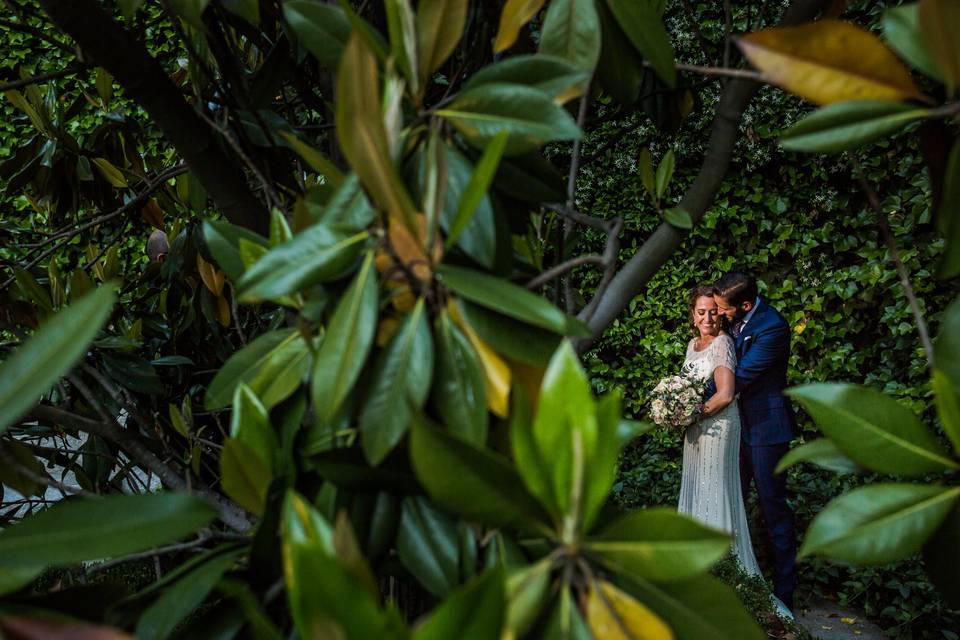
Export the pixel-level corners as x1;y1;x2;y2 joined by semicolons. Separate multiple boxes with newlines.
736;20;923;105
918;0;960;96
92;157;129;188
417;0;469;87
197;254;224;296
376;315;401;347
841;617;857;624
586;580;674;640
794;317;808;334
494;0;546;53
449;299;511;417
216;294;231;327
336;33;419;235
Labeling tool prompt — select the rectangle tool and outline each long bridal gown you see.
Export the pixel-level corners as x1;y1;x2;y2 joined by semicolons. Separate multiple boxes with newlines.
677;334;793;619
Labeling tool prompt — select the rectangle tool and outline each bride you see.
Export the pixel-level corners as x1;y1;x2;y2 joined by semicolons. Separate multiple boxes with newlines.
676;285;793;619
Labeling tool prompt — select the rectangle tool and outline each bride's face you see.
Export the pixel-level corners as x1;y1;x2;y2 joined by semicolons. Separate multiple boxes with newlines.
693;296;720;337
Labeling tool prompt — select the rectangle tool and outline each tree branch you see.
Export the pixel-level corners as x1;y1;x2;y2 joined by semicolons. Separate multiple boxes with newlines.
579;0;833;349
0;63;91;92
29;404;252;532
38;0;268;234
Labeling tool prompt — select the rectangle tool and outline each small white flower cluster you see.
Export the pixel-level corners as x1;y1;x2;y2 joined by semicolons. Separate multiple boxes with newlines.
648;374;706;429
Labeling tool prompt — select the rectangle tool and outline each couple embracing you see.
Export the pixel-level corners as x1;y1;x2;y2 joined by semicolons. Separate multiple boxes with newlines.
675;272;797;618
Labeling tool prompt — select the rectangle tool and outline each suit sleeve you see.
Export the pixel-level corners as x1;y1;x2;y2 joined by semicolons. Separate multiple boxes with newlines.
734;322;789;394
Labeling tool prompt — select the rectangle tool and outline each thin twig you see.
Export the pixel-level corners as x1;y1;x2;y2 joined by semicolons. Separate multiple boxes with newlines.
852;160;935;367
526;255;605;290
0;442;97;498
84;536;212;575
0;63;91;92
562;93;590;314
652;60;762;81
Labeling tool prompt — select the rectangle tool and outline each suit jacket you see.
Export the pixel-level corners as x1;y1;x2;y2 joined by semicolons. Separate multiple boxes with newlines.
733;300;796;445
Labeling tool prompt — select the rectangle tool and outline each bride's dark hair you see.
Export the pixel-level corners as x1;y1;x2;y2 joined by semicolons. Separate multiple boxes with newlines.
689;284;723;333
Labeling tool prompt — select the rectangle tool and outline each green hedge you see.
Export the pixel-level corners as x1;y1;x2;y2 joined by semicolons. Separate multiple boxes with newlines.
571;84;958;638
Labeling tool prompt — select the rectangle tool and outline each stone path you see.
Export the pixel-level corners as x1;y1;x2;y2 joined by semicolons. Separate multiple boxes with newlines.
796;599;885;640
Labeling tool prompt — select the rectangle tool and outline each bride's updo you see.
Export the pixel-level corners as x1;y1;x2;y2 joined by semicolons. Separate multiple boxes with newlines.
689;284;719;333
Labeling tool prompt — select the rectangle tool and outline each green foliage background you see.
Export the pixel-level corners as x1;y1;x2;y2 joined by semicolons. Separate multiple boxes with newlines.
570;72;959;640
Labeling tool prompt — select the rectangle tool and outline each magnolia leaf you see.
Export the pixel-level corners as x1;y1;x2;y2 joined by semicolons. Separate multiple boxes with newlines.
446;131;508;252
417;0;468;87
918;0;960;95
736;20;922;105
449;300;511;418
0;284;117;434
663;207;692;230
539;0;601;73
92;157;128;188
493;0;546;53
780;100;928;153
605;0;676;87
283;1;351;68
787;383;958;475
278;131;345;188
800;483;960;564
775;438;861;475
431;311;488;445
882;3;943;81
586;579;673;640
414;567;505;640
463;54;589;102
220;437;271;516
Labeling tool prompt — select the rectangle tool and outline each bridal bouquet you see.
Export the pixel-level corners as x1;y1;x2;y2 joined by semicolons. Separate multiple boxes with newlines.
648;374;707;429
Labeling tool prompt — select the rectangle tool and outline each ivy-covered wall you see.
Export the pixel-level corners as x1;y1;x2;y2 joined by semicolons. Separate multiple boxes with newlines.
572;75;958;640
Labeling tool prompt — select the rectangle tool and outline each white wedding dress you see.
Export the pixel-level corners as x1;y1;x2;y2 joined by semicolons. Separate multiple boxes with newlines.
677;334;794;619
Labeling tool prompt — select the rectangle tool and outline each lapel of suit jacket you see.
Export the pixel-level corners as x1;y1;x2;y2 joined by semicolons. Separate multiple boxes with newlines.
736;300;766;355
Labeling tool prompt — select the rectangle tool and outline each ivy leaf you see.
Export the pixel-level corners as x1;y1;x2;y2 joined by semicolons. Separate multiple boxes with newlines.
736;20;922;105
800;483;960;564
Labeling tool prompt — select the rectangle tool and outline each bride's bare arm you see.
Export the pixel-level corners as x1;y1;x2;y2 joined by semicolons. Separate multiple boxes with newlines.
702;366;735;417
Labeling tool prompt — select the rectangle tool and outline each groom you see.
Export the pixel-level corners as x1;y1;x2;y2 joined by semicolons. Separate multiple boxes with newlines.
708;272;798;609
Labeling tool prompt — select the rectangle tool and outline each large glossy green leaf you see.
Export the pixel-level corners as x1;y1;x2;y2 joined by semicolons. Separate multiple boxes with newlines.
230;384;278;472
414;566;505;640
618;573;766;640
314;173;377;232
360;298;434;465
281;491;401;639
204;329;310;410
923;501;960;609
222;0;259;24
882;3;943;81
237;224;369;302
459;300;560;366
312;251;379;424
493;152;566;203
0;565;43;596
416;0;468;87
594;0;644;104
386;0;419;92
800;483;960;564
543;588;591;640
918;0;960;96
539;0;601;73
937;143;960;279
201;220;269;282
337;33;418;233
605;0;676;87
935;296;960;389
397;496;460;597
589;508;730;582
436;83;581;155
167;0;210;29
780;100;927;153
503;561;552;638
446;131;508;256
220;437;271;516
438;264;587;336
431;311;487;444
0;493;216;569
409;416;552;531
787;383;958;475
280;132;346;188
136;548;243;640
283;1;352;68
654;149;675;199
933;369;960;453
775;438;861;475
463;54;589;101
0;283;117;435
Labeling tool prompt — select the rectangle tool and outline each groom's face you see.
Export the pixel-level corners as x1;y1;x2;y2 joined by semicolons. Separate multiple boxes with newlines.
715;295;750;324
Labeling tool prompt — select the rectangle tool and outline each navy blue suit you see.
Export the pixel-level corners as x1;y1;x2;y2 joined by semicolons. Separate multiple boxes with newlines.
708;300;798;605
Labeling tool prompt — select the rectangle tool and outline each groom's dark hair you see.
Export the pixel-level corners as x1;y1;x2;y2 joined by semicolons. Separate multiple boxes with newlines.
715;272;758;306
